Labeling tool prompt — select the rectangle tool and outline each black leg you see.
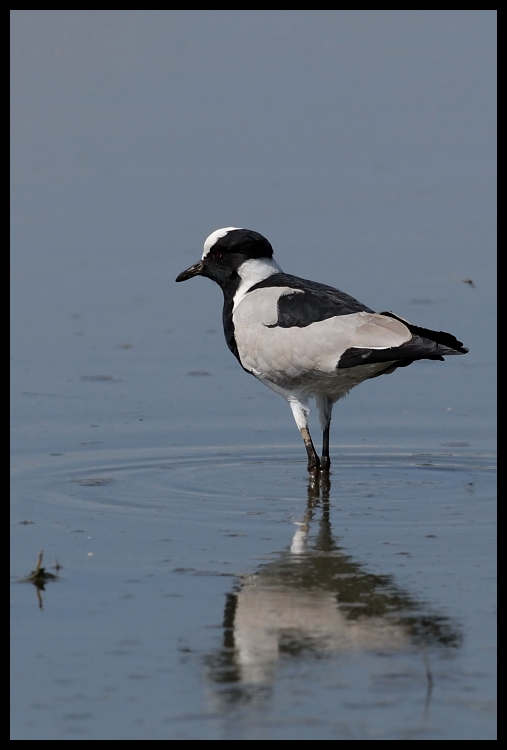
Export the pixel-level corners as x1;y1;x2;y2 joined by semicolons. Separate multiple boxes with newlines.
316;395;333;474
321;422;331;474
300;427;320;474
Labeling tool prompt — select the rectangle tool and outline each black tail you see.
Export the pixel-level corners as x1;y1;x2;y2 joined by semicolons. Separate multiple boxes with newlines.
337;312;468;370
381;312;468;355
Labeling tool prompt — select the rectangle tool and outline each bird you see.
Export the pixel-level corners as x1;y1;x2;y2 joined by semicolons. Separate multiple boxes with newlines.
176;227;468;475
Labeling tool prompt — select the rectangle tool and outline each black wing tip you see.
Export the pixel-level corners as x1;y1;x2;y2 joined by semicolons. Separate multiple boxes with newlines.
380;312;468;354
441;341;468;355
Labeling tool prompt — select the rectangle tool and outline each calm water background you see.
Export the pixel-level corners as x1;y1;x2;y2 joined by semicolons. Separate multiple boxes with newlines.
11;10;496;740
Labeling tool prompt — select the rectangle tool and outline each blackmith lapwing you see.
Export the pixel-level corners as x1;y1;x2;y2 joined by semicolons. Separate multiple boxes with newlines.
176;227;468;475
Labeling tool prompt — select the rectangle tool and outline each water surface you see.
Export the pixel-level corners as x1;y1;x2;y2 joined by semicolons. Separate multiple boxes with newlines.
11;10;496;740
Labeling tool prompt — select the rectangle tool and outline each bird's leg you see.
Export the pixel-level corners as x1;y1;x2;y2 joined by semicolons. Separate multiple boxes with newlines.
316;394;334;474
288;398;320;475
300;427;321;475
321;422;331;474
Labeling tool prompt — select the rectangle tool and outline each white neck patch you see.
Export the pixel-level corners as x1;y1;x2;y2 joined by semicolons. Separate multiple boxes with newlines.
202;227;241;259
233;257;282;311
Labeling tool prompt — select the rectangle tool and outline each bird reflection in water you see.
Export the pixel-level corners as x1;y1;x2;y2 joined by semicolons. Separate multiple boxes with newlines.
206;477;460;704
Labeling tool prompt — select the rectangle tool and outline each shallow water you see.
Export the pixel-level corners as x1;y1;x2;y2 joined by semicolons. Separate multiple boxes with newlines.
11;443;495;739
11;10;496;740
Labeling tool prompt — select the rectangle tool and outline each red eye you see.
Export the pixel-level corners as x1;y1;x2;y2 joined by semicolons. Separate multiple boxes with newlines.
212;250;223;259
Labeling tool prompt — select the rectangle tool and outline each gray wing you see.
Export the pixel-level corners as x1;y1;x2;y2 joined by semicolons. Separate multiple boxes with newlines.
233;288;412;382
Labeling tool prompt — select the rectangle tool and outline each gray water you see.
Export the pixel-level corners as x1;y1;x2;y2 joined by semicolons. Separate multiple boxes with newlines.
11;10;496;740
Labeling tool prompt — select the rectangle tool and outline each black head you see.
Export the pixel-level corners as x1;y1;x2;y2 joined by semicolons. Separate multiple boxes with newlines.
175;228;273;290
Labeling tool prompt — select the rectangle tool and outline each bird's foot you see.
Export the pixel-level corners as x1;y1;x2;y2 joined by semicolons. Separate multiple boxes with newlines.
307;461;330;499
307;456;321;475
320;455;331;475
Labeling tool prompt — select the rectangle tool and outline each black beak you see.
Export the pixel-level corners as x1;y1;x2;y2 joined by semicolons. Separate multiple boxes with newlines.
175;260;204;282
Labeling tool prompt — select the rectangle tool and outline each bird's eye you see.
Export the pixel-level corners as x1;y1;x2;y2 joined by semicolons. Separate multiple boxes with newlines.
211;250;223;259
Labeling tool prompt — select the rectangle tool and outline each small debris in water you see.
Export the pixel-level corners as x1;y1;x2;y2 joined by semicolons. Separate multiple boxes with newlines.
22;551;60;609
72;477;113;486
81;375;121;382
